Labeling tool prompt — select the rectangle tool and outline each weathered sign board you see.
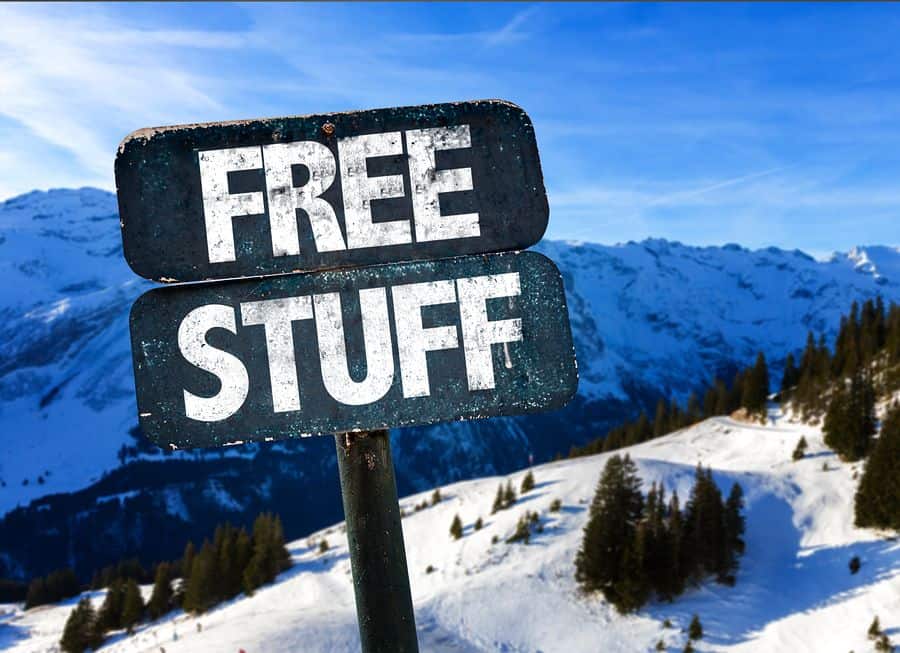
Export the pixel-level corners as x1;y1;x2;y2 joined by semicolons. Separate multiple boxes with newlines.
129;251;576;449
116;100;548;283
118;98;575;652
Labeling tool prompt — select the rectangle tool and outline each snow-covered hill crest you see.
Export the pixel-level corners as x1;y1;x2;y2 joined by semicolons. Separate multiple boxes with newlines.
1;187;899;579
4;411;898;653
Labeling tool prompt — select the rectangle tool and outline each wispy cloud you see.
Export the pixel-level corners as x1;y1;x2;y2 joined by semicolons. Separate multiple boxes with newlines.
0;3;897;252
484;5;541;47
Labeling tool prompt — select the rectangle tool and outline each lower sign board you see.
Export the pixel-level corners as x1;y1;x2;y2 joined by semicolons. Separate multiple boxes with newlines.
129;251;577;448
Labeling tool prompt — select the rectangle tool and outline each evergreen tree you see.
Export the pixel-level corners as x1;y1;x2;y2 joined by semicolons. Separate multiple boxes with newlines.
181;541;196;582
742;352;770;416
96;578;125;632
824;372;876;461
612;521;650;613
503;481;517;509
869;616;882;640
574;454;644;609
431;488;442;506
450;514;463;540
474;517;484;530
234;528;253;589
662;490;685;599
684;465;724;580
875;633;894;652
792;436;808;461
653;399;669;438
521;470;535;494
120;578;144;634
855;404;900;530
720;483;746;582
686;393;701;424
242;513;291;596
491;484;504;514
184;542;216;612
24;577;47;610
703;383;719;417
713;378;731;416
688;614;703;640
781;353;800;395
60;597;102;653
147;562;173;620
506;514;532;544
635;412;652;443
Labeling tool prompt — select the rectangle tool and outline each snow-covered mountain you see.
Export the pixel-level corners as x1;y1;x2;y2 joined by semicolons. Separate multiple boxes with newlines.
1;188;898;580
4;410;899;652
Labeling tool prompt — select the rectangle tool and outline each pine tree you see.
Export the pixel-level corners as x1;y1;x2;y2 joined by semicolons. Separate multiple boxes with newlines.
653;399;669;438
60;597;103;653
713;378;731;416
575;454;644;607
521;470;535;494
792;436;808;461
450;514;463;540
683;642;695;653
855;404;900;530
503;481;516;509
662;490;685;599
431;488;442;506
147;562;172;620
181;541;196;582
612;521;650;613
824;372;876;461
24;577;47;610
184;543;216;612
506;514;532;544
474;517;483;530
491;484;504;514
720;483;746;583
270;515;292;575
684;465;724;580
869;616;882;640
742;352;770;417
875;633;895;652
96;578;125;632
120;578;144;634
781;353;800;395
686;393;701;424
688;614;703;640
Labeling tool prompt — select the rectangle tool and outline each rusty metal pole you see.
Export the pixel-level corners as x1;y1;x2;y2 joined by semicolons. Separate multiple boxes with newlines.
335;429;419;653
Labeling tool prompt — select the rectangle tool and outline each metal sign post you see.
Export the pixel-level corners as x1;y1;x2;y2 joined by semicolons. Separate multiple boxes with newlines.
115;99;577;652
336;430;418;653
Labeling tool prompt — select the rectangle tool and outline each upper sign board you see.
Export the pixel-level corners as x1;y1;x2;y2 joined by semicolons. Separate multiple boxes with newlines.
129;251;577;449
116;100;548;283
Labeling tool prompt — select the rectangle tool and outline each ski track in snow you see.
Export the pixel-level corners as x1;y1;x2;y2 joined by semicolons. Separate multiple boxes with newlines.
3;409;899;653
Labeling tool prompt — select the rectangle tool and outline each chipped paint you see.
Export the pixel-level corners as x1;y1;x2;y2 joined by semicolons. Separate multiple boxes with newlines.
128;251;577;449
116;100;548;283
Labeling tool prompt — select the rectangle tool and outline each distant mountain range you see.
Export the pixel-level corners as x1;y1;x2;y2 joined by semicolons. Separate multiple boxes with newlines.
1;187;898;579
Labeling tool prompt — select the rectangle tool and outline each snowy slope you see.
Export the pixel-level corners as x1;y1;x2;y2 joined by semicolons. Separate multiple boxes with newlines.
2;187;899;580
4;409;898;653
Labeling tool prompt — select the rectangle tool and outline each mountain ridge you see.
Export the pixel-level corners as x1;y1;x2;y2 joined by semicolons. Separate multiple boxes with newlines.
1;187;898;579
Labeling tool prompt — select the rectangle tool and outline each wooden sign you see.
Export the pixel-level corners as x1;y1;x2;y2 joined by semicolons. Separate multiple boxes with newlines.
116;100;548;283
129;251;577;448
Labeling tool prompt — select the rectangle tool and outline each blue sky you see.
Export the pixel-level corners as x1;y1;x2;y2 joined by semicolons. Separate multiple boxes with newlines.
1;3;899;255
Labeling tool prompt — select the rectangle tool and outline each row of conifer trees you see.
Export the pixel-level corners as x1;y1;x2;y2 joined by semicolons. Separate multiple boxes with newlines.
572;297;899;534
779;299;900;532
575;454;745;614
567;352;771;458
59;512;290;653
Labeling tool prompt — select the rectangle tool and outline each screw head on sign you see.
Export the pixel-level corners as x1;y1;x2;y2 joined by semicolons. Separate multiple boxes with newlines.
322;122;335;136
